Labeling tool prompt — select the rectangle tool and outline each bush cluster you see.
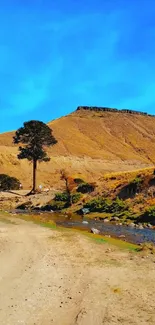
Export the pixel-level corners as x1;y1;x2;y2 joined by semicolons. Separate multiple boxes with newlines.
48;191;82;211
77;182;95;194
42;200;68;211
140;206;155;223
132;177;143;185
84;197;128;213
74;178;85;184
72;193;82;203
55;192;69;202
0;174;20;191
55;191;82;204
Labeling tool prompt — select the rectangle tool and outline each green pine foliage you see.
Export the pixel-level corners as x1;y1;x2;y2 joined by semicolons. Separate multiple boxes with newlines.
13;120;57;193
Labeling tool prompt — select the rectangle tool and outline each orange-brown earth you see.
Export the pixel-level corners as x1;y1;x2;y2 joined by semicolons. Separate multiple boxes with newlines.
0;107;155;190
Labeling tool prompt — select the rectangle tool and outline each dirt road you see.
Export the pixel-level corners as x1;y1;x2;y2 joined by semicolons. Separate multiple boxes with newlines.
0;217;155;325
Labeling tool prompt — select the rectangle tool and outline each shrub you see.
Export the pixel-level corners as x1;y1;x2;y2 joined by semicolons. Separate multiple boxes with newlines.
51;201;68;210
54;192;82;204
74;178;85;184
84;197;112;212
132;177;143;185
111;197;128;213
118;177;143;199
135;196;144;204
72;193;82;203
138;205;155;224
109;176;117;180
0;174;20;191
114;210;135;220
77;182;95;194
42;200;68;211
148;206;155;217
84;197;128;213
54;192;69;202
140;206;155;223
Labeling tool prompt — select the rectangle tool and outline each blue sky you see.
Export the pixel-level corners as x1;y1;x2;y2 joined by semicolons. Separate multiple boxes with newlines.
0;0;155;132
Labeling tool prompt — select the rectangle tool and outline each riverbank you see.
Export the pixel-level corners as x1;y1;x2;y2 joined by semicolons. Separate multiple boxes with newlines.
1;185;155;245
2;209;155;247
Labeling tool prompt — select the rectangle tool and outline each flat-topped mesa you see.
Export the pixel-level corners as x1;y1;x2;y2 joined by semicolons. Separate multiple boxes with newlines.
76;106;153;116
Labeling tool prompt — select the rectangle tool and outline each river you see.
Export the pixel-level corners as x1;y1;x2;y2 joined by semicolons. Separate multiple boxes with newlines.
13;209;155;245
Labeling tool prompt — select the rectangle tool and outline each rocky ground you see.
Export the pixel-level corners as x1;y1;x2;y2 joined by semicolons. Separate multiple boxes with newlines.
0;190;57;210
0;214;155;325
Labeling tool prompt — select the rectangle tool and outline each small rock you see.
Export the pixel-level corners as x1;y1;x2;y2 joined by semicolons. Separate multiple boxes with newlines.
104;218;109;223
128;223;135;228
81;208;90;215
91;228;100;234
82;221;88;224
138;225;144;229
113;217;120;221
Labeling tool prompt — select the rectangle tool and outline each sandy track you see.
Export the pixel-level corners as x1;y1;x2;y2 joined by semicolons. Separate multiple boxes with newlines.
0;218;155;325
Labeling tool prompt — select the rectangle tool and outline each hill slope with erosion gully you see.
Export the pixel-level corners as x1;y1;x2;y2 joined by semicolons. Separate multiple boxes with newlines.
0;106;155;192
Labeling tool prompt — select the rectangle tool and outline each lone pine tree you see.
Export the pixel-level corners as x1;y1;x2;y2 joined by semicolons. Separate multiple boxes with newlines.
13;120;57;194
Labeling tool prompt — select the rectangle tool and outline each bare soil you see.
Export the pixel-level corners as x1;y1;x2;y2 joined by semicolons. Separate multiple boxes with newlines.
0;214;155;325
0;190;57;210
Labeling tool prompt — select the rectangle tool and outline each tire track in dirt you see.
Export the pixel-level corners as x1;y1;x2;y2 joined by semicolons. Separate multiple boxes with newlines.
0;217;155;325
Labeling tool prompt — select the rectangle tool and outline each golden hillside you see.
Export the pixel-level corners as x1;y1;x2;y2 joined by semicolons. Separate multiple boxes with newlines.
0;107;155;188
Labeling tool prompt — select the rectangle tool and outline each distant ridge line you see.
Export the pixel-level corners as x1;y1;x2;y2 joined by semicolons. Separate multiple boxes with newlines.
76;106;154;117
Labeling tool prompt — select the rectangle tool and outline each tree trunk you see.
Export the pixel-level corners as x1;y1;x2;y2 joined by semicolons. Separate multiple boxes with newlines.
69;193;73;206
66;179;72;206
32;160;37;193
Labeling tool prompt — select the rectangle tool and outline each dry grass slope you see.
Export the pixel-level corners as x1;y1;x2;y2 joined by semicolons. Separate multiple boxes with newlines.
0;108;155;189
